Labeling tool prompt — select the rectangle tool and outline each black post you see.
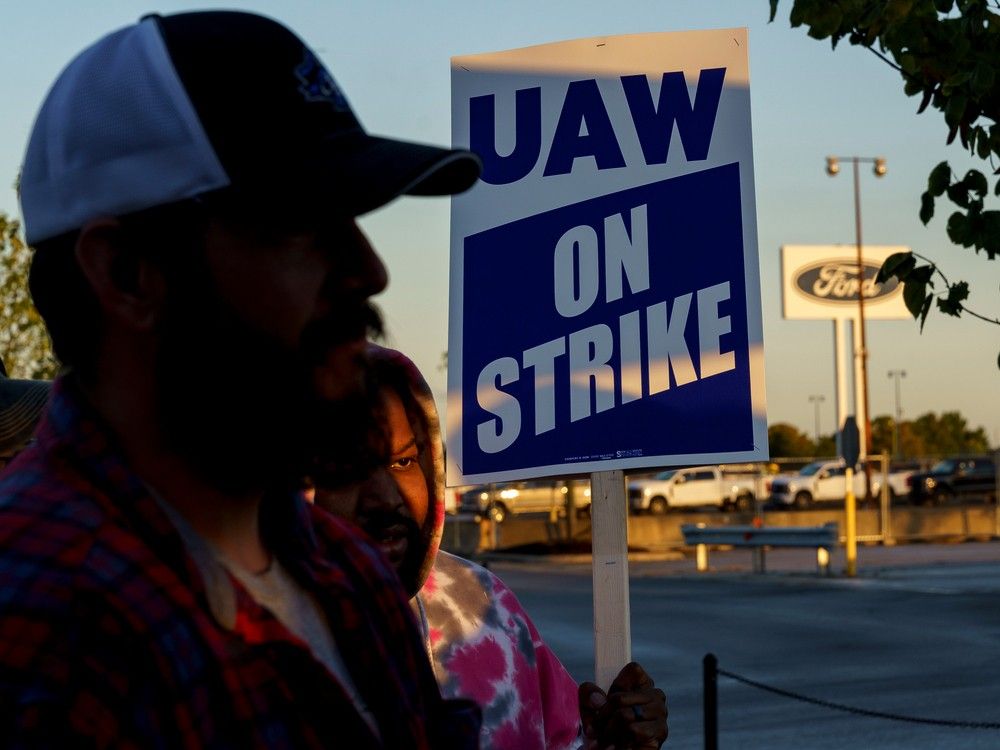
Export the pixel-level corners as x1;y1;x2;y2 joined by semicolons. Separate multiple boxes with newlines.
704;653;718;750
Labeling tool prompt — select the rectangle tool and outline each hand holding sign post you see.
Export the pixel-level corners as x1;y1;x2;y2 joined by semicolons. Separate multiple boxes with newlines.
449;29;767;687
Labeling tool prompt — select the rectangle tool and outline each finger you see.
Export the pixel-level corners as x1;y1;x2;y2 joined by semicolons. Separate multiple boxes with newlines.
609;661;655;693
602;688;668;717
579;681;608;734
599;692;669;747
579;682;608;711
608;691;662;708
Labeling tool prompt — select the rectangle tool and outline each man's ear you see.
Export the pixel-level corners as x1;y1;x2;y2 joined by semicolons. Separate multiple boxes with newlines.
74;219;166;331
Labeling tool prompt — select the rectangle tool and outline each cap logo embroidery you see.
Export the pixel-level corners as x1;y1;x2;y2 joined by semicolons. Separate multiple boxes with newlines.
295;50;349;110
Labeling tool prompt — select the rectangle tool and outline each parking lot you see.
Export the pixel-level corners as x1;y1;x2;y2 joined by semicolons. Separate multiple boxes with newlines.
492;541;1000;749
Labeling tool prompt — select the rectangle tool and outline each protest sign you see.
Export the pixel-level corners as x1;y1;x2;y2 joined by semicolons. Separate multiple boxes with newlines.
450;29;767;686
449;29;767;486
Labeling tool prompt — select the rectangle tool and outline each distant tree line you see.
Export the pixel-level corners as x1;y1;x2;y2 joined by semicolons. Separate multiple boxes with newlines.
769;411;992;459
0;212;56;379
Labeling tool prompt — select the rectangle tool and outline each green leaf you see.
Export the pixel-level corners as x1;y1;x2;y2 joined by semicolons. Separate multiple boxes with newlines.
944;70;973;93
928;161;951;196
858;2;882;26
885;0;915;22
877;251;916;282
769;0;780;23
965;169;988;196
982;211;1000;259
977;127;992;159
806;5;845;38
947;211;969;244
919;295;933;331
947;182;970;208
935;298;958;316
949;280;969;303
983;210;1000;231
910;264;934;285
903;279;928;319
899;53;918;74
920;192;935;224
971;62;995;97
933;0;953;10
945;92;967;127
936;281;969;317
789;1;805;27
945;70;973;88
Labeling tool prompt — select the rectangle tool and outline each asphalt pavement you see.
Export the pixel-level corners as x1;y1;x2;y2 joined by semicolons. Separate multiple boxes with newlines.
490;541;1000;749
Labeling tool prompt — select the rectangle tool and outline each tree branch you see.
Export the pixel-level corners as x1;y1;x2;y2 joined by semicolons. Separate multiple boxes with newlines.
912;251;1000;325
863;44;903;75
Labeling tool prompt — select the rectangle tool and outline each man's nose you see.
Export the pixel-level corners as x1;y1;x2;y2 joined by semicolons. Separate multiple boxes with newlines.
344;221;388;298
362;467;406;514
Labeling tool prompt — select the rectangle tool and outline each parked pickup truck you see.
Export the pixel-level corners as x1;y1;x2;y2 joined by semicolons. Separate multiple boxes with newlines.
768;459;885;509
907;455;996;505
628;466;757;514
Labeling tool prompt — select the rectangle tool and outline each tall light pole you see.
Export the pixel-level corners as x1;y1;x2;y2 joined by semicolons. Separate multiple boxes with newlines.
826;155;886;499
888;369;906;458
808;394;825;446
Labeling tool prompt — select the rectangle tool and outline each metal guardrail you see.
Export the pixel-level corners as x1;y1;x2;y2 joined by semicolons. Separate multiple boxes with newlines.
681;522;838;574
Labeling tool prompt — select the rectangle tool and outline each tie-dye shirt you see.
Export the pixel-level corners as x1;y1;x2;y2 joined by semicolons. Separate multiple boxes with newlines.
414;551;581;750
365;345;582;750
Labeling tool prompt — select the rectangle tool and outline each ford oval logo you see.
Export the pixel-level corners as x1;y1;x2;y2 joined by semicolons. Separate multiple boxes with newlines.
793;259;900;304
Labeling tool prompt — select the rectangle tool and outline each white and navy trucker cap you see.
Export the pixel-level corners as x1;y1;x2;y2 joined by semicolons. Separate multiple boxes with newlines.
20;11;481;245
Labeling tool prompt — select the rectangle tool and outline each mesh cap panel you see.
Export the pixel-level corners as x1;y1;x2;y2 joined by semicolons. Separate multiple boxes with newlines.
19;11;480;245
20;19;228;244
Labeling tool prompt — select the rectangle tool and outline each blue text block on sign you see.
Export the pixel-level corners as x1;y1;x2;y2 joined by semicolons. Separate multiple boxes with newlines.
460;163;755;479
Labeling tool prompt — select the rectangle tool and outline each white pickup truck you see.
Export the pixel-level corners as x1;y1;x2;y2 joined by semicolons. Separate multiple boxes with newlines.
768;459;885;509
628;466;758;514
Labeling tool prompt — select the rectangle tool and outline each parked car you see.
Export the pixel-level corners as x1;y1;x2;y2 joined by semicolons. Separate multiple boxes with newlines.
627;466;757;514
907;456;997;505
879;461;921;501
460;479;592;523
768;459;883;509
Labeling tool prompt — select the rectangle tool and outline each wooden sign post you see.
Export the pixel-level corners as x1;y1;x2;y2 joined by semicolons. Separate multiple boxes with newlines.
591;469;630;686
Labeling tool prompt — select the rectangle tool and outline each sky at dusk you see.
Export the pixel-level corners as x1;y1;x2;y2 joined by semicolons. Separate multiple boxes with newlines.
2;0;997;447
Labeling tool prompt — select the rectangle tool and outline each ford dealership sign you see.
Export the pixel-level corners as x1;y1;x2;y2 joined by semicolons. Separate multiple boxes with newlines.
793;259;900;305
782;246;909;320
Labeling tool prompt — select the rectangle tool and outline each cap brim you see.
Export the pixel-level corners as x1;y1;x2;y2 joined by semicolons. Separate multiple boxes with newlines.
0;379;51;453
313;132;482;216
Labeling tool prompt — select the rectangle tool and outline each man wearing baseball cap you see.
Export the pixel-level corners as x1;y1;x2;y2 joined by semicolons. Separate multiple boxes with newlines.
0;10;481;748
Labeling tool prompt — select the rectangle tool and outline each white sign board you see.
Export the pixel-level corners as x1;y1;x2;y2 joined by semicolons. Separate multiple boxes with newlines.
781;245;911;320
448;29;767;486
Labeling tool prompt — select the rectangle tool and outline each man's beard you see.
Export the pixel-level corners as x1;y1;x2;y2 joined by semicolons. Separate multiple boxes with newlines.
153;262;385;496
355;507;424;595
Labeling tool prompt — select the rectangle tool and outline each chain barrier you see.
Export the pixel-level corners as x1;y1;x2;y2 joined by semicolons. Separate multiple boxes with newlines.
716;666;1000;730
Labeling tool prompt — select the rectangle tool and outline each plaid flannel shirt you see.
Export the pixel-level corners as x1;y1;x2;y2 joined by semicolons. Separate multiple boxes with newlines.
0;377;480;748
